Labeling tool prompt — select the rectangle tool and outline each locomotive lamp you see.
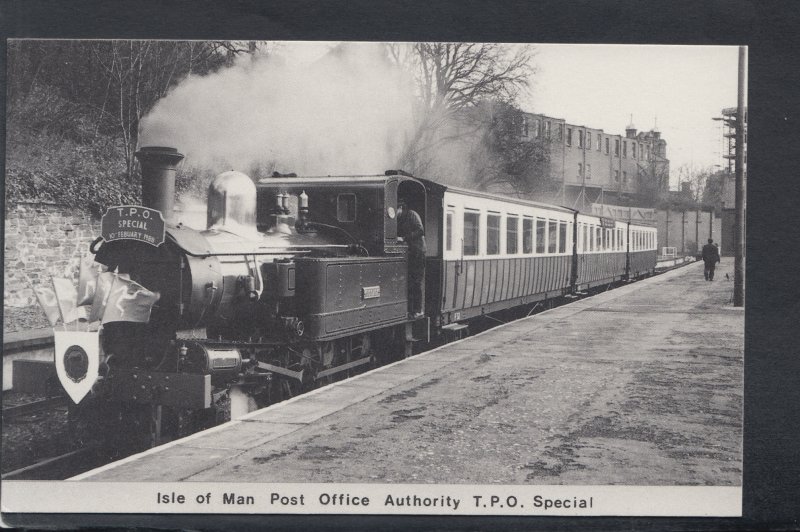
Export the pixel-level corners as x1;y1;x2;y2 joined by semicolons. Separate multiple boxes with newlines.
296;190;313;233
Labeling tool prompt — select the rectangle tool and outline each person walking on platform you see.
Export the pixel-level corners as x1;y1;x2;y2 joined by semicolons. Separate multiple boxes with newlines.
702;238;721;281
397;198;426;319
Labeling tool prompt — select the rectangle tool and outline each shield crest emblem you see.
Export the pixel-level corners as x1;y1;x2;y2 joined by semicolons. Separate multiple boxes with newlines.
54;330;101;404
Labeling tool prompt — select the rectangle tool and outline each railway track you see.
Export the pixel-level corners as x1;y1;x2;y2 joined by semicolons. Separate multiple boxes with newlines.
2;396;68;422
1;446;105;481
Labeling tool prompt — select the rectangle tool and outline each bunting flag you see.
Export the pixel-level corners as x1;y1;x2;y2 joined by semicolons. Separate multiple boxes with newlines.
32;283;62;327
101;275;161;324
51;277;78;325
77;254;106;306
88;271;116;323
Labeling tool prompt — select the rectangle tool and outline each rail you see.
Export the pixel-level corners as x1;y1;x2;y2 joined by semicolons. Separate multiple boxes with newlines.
2;396;68;421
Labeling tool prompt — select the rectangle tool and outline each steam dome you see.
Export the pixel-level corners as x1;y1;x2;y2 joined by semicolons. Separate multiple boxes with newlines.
207;171;257;236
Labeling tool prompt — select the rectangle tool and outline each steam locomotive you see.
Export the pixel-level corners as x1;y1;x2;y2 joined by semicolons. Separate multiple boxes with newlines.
62;145;658;449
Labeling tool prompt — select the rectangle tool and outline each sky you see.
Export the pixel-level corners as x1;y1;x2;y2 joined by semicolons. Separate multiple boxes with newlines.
525;44;743;188
278;42;743;189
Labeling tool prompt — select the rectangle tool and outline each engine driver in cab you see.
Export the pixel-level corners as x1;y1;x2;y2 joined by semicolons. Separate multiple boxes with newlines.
397;197;426;319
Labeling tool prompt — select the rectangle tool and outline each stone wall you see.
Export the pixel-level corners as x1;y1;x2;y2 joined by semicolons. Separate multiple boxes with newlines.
4;201;100;307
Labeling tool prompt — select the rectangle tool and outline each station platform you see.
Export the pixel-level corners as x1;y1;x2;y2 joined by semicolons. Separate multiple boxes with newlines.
74;259;743;486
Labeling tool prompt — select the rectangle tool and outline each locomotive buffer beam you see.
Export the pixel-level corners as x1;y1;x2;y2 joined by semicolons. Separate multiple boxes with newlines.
108;369;212;410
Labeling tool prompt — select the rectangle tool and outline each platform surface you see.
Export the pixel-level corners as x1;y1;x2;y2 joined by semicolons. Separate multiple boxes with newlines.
77;259;743;485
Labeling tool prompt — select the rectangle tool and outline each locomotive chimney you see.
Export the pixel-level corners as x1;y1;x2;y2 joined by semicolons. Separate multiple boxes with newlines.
135;146;185;221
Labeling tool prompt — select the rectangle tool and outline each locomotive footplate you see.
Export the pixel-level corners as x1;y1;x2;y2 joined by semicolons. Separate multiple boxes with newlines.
108;369;212;410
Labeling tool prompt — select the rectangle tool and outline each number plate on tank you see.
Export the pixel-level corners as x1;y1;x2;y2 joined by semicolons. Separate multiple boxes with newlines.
361;286;381;299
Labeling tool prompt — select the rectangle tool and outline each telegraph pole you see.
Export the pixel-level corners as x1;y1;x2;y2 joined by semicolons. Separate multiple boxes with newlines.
733;46;746;307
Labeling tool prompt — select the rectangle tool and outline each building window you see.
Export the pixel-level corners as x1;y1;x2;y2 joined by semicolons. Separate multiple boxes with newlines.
578;130;584;148
534;119;541;137
614;139;620;156
587;132;592;150
566;127;573;146
336;194;357;222
586;164;592;179
557;123;563;141
536;219;546;253
632;142;637;159
523;217;533;253
623;141;627;158
522;116;529;137
506;215;518;254
623;171;628;183
545;121;551;139
597;133;602;151
463;211;480;256
605;137;610;155
614;170;620;182
577;163;582;177
487;213;500;255
445;211;454;251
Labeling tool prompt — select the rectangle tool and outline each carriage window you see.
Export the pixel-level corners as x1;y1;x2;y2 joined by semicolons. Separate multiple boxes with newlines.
536;219;546;253
523;217;533;253
487;214;501;255
506;215;519;254
558;222;567;253
445;211;454;251
577;223;583;252
606;229;612;251
463;211;480;256
585;225;591;252
336;193;357;222
595;227;602;251
548;220;558;253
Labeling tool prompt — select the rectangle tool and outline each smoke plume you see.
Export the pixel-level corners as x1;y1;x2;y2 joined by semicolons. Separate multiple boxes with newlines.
140;43;416;179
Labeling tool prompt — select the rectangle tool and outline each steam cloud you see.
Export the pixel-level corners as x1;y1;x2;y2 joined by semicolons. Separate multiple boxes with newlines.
140;43;416;178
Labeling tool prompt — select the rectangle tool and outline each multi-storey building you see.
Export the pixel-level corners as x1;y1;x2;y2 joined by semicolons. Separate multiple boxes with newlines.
521;112;669;210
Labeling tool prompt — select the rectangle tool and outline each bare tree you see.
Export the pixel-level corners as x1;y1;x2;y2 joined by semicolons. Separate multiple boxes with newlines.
6;40;267;214
387;42;535;173
466;101;551;196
